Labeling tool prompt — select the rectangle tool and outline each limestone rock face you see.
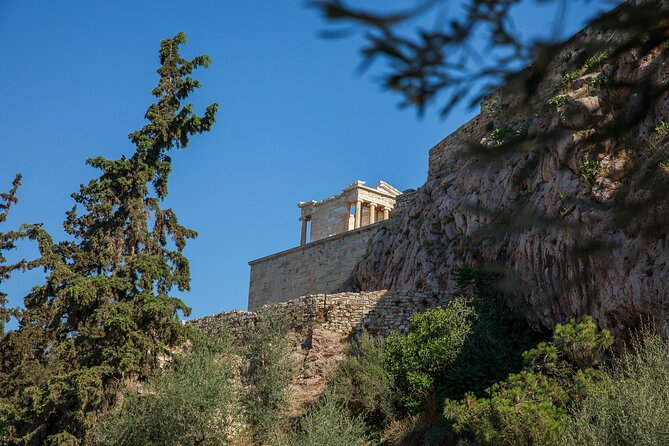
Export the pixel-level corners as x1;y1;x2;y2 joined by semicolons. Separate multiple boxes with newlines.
351;28;669;338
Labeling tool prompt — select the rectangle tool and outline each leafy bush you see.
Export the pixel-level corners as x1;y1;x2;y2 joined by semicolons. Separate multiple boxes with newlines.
445;317;612;446
579;160;601;186
481;93;502;118
288;390;369;446
655;121;669;141
561;71;580;88
329;332;394;428
490;125;524;146
659;159;669;174
581;49;614;73
240;311;294;445
562;48;614;88
441;268;537;400
95;342;234;446
385;297;475;412
444;371;572;446
589;73;611;89
564;330;669;446
547;94;569;108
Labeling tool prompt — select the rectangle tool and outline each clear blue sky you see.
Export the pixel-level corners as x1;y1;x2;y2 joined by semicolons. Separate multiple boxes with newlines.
0;0;615;323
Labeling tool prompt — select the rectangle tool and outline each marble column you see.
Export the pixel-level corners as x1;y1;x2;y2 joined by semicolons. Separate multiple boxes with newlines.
369;203;377;224
383;207;390;220
354;200;362;228
300;217;308;246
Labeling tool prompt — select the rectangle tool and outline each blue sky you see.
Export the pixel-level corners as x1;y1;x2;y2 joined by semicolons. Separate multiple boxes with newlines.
0;0;616;323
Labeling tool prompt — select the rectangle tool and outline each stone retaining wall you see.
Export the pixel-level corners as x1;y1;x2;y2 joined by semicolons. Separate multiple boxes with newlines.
247;223;385;310
192;289;452;339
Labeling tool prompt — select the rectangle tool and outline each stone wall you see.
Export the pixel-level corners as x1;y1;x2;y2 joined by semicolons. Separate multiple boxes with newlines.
247;223;386;310
193;289;452;339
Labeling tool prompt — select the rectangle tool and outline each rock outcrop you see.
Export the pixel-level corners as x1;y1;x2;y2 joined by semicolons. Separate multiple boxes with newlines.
351;16;669;338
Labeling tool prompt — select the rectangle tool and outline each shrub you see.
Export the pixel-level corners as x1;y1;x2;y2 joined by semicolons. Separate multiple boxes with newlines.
330;332;394;428
384;297;476;413
659;159;669;174
561;48;614;88
561;71;580;88
95;342;235;446
444;371;572;446
579;160;601;186
288;390;369;446
444;317;612;446
547;94;569;108
655;121;669;141
440;280;537;399
481;93;502;118
490;125;524;146
581;48;614;73
589;73;611;89
240;311;294;445
564;331;669;446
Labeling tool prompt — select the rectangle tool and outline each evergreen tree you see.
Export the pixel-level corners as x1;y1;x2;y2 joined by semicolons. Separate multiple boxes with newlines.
0;174;25;334
0;32;218;446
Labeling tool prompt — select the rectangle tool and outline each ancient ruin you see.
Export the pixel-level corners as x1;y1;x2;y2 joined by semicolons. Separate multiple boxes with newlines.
297;180;400;245
247;180;403;309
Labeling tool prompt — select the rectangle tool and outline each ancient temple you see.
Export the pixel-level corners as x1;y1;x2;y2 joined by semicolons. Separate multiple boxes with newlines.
247;180;403;309
297;180;401;245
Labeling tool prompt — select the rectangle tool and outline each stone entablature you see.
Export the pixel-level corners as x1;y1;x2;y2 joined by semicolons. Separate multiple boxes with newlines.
297;180;401;245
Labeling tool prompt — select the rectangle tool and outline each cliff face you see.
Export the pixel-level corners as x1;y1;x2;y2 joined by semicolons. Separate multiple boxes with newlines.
352;19;669;337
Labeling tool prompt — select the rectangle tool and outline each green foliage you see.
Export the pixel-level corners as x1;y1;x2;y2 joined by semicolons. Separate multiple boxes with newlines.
523;316;612;377
563;330;669;446
329;332;394;428
560;71;580;88
582;49;614;73
445;317;612;446
490;125;524;146
579;160;601;186
95;342;234;446
561;48;614;88
385;297;476;413
655;121;669;141
480;93;502;118
441;268;537;400
588;73;611;89
444;371;572;446
547;94;568;108
0;33;218;445
659;159;669;174
288;390;369;446
0;175;25;334
241;312;294;445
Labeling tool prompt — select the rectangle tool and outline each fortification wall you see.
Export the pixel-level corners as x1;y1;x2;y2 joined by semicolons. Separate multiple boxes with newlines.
247;223;385;310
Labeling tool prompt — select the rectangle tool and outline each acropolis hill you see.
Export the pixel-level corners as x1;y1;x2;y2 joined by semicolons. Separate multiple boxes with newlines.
197;8;669;345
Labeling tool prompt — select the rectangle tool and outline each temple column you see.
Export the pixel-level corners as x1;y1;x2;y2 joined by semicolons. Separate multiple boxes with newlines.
300;217;308;246
382;207;390;220
354;200;362;228
369;203;377;224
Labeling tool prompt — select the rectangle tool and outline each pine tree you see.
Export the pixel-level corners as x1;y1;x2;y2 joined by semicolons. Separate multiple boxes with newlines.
0;32;218;445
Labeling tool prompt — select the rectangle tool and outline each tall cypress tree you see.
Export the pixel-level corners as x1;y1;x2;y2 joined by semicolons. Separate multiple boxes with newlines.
0;174;24;334
0;33;218;445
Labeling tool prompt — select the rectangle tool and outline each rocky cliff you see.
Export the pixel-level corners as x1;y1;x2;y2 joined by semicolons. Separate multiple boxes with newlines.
351;12;669;338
